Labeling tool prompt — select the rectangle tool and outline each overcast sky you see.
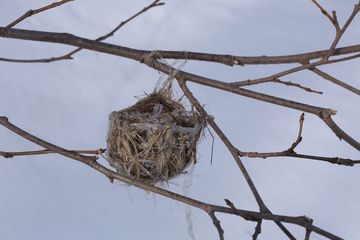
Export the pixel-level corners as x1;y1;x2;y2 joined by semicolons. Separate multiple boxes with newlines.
0;0;359;239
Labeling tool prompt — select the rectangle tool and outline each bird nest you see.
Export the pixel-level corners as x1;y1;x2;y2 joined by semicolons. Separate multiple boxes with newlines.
106;92;205;184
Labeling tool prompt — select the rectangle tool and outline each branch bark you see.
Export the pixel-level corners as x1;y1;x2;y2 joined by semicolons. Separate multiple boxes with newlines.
0;28;359;65
0;116;344;239
2;28;358;151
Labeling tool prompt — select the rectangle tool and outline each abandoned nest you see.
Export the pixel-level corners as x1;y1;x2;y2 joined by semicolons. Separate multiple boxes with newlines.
106;92;205;184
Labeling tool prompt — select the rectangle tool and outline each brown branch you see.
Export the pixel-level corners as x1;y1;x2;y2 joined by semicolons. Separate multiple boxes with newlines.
232;53;360;87
0;148;105;158
0;2;357;238
273;79;323;94
0;116;96;163
220;201;341;240
94;160;342;239
288;113;305;152
1;0;74;37
0;27;359;65
177;80;267;210
252;220;262;240
144;58;360;150
312;1;360;60
3;27;357;150
177;79;297;239
209;211;225;240
311;0;340;31
232;3;359;90
0;0;164;63
323;3;360;60
95;0;164;42
0;116;344;239
226;199;262;239
239;151;358;166
320;112;360;146
304;219;314;240
309;67;360;95
237;113;359;166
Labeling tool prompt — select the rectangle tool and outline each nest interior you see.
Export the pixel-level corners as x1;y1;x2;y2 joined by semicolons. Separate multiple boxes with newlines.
106;93;204;184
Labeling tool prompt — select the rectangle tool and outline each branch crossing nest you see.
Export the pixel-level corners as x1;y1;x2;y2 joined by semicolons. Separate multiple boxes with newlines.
106;92;205;184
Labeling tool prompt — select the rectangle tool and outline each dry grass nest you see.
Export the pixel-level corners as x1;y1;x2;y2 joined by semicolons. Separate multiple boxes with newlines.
106;92;205;184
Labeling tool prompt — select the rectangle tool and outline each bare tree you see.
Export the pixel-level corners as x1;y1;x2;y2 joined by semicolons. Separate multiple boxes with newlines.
1;1;359;239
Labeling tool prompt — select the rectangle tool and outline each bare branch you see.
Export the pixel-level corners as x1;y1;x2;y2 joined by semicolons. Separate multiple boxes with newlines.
5;27;355;149
232;53;360;87
1;27;359;65
0;0;164;63
288;113;305;152
252;220;262;240
309;67;360;95
0;115;344;239
237;113;359;166
311;1;360;60
218;202;341;240
1;0;74;37
0;116;96;163
304;218;314;240
0;148;105;158
144;58;359;150
96;0;164;42
323;3;360;60
273;79;323;94
311;0;340;31
0;2;358;238
239;151;358;166
177;80;297;239
231;3;359;92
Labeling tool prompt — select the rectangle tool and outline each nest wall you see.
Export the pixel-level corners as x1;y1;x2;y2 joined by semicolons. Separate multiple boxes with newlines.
106;93;204;184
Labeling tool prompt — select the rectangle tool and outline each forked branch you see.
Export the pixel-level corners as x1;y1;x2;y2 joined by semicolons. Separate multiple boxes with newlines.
0;116;343;239
0;0;164;63
237;113;359;166
1;0;74;37
0;1;358;239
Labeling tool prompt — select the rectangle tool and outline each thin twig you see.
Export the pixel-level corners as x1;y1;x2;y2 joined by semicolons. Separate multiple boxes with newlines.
238;151;358;166
237;113;358;166
311;0;340;31
0;148;105;158
309;67;360;95
144;58;360;151
273;79;323;94
232;54;360;87
323;3;360;60
232;2;359;89
1;0;74;37
0;0;164;63
0;116;96;163
311;1;360;60
288;113;305;152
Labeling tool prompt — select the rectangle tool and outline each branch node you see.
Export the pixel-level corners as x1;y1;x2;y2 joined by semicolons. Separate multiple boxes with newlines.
0;116;9;123
224;199;236;210
2;152;14;158
109;177;114;183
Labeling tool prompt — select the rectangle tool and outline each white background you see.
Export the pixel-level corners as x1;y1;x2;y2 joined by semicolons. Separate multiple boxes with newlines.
0;0;359;239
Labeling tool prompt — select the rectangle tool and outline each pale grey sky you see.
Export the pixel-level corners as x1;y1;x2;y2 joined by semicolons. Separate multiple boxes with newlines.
0;0;359;239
